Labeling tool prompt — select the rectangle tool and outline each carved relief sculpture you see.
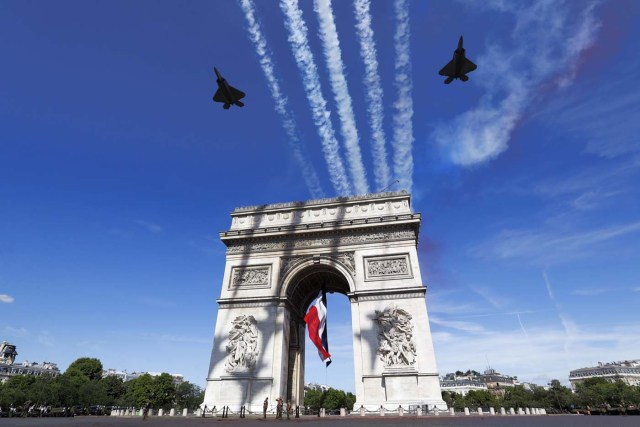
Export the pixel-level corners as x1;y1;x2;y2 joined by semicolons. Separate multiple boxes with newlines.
374;305;416;367
225;315;259;372
230;266;270;288
367;257;409;278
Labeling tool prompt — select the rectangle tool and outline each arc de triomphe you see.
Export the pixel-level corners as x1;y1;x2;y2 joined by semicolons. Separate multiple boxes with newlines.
202;191;446;411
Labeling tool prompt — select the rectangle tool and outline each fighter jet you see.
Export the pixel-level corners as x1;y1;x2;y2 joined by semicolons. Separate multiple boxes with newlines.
212;67;245;109
439;36;477;84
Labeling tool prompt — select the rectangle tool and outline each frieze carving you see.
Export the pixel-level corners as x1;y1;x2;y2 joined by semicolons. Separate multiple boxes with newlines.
349;291;425;302
279;256;307;277
225;315;259;372
227;229;416;254
365;255;412;280
232;191;408;213
280;252;356;277
230;265;271;288
374;305;417;367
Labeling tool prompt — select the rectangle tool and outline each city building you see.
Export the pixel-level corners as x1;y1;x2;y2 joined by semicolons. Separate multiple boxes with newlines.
440;368;520;396
0;341;60;383
440;377;487;395
569;360;640;388
103;368;184;385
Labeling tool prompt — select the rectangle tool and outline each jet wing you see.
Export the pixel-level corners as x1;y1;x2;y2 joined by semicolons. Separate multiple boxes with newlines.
461;58;477;74
439;60;456;76
213;88;226;103
229;86;246;100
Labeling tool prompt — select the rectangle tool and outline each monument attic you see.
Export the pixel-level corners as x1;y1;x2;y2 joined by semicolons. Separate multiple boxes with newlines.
202;191;447;411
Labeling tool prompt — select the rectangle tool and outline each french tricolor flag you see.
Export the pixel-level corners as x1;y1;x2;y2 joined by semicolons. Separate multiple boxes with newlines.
304;291;331;366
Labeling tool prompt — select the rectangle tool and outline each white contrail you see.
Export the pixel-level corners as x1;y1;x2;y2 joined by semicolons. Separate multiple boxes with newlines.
353;0;391;191
314;0;369;195
516;312;529;339
239;0;325;198
280;0;352;195
391;0;414;194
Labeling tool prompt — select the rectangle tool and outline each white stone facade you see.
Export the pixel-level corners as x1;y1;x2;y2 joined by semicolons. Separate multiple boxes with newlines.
202;192;446;411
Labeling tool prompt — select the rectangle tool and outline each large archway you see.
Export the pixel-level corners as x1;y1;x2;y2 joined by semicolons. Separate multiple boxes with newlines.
202;192;447;412
281;261;352;406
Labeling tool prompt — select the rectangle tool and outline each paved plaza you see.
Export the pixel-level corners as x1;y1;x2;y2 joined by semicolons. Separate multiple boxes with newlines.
1;415;639;427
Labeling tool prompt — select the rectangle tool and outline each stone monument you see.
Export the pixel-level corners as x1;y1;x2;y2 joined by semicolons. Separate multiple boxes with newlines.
202;192;446;411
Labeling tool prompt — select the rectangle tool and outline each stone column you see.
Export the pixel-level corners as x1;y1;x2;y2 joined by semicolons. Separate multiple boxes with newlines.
500;407;506;415
478;408;483;416
182;408;188;416
449;408;455;416
170;408;175;416
464;407;470;416
489;407;495;415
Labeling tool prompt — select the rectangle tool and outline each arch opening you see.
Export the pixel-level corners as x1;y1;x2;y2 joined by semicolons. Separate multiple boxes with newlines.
283;265;353;407
286;266;350;315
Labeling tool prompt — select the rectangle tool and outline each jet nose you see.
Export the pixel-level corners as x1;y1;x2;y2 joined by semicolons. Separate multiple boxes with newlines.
214;67;221;78
458;36;463;48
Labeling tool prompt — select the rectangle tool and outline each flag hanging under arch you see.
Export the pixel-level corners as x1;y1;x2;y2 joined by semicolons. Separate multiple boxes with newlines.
304;290;331;366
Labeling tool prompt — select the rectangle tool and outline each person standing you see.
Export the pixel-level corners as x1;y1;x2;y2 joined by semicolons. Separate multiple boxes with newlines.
286;400;292;420
276;397;283;419
263;397;269;419
142;402;150;421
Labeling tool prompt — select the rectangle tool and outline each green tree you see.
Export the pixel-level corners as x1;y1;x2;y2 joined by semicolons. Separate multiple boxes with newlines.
100;375;127;405
464;389;499;409
304;389;324;411
322;388;346;410
65;357;103;381
150;373;176;409
175;382;204;410
123;374;154;407
502;385;534;409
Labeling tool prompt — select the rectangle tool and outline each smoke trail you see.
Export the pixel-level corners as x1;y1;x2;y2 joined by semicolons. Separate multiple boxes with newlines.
239;0;325;198
314;0;369;195
391;0;414;194
516;312;529;339
280;0;352;195
353;0;391;191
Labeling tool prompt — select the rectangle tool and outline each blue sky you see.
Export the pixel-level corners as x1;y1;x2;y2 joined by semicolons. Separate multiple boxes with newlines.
1;0;639;392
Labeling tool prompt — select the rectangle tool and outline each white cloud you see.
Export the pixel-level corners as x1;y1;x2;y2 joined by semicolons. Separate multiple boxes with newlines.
472;220;640;264
239;0;325;198
2;326;28;337
430;316;486;333
432;0;601;166
139;333;210;345
472;286;510;309
280;0;352;195
0;294;14;303
133;220;164;233
314;0;369;195
540;65;640;159
571;288;607;296
433;321;640;385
